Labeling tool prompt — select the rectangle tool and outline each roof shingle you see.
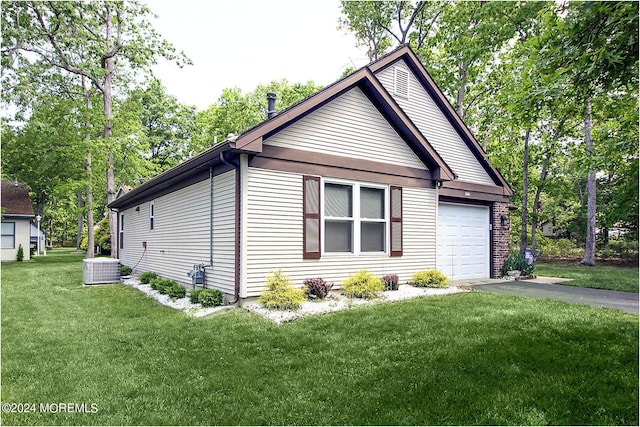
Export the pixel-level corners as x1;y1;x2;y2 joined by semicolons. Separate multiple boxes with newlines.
1;180;34;217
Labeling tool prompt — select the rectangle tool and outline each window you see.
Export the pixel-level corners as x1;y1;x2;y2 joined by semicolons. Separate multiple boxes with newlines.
119;213;124;250
149;201;154;231
1;222;15;249
323;181;387;254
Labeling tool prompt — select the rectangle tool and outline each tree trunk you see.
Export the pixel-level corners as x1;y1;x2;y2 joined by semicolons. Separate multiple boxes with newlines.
520;129;531;255
581;98;596;266
76;191;84;251
82;76;94;258
456;60;467;120
102;4;118;258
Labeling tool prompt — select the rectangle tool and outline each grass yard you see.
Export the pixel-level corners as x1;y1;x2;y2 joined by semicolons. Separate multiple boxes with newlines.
535;261;639;293
2;249;638;425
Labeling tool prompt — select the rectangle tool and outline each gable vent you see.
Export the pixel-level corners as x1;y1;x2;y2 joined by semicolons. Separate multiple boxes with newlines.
394;67;410;99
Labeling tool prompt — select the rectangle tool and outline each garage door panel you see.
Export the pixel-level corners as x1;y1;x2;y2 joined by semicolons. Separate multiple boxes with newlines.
437;203;489;280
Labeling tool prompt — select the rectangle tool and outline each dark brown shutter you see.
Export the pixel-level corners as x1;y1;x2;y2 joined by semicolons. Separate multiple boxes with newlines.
303;175;321;259
390;186;403;256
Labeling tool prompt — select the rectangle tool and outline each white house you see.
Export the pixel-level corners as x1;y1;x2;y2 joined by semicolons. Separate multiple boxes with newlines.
1;180;35;262
109;45;513;302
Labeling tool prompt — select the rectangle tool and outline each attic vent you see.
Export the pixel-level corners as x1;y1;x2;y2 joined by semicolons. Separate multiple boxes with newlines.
394;67;410;99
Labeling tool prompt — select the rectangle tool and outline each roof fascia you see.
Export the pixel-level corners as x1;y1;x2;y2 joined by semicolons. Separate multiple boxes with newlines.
369;45;513;195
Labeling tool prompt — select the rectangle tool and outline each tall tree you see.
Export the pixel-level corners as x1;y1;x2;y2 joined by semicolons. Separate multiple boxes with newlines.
1;1;189;257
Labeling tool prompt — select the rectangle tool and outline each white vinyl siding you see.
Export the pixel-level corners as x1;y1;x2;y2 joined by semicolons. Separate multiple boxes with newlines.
376;60;496;186
245;167;436;297
1;219;31;262
264;87;426;170
118;170;236;294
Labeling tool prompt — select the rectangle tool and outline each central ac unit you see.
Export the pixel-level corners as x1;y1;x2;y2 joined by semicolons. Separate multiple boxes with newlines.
83;258;120;285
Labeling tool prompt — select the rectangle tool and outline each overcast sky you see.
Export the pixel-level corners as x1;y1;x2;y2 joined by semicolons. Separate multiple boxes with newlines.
148;0;370;110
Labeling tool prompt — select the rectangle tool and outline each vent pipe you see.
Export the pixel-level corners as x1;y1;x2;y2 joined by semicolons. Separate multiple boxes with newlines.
267;92;277;119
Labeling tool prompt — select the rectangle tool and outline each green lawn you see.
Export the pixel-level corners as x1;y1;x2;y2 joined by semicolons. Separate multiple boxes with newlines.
536;261;639;293
2;249;638;425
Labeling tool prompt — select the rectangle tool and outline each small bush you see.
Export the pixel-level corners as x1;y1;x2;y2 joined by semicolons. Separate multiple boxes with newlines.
341;270;384;299
502;253;535;276
410;270;449;288
150;278;178;295
139;271;159;284
120;265;132;276
304;278;334;300
16;244;24;262
383;274;399;291
166;283;186;299
189;289;203;304
258;270;306;310
198;289;224;307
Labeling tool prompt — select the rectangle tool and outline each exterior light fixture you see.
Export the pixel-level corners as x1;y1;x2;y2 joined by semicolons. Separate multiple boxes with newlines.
500;215;509;227
36;215;42;256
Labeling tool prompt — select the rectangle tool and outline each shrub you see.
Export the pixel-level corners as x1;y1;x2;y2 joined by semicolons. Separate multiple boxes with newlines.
150;278;178;295
166;283;186;299
16;244;24;262
139;271;159;284
120;265;133;276
189;289;203;304
258;270;306;310
502;253;535;276
198;289;224;307
341;270;384;299
304;278;333;300
410;270;449;288
383;274;399;291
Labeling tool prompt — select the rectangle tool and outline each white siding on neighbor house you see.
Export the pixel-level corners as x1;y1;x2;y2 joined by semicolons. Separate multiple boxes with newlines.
375;60;496;186
1;219;31;262
119;170;236;294
264;87;426;170
244;167;436;297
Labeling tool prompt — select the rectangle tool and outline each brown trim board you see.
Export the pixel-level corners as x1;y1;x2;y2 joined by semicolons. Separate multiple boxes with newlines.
250;146;436;189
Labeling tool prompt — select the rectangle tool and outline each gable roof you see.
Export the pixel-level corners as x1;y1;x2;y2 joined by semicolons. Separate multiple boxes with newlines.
110;45;511;209
369;45;513;195
1;180;34;217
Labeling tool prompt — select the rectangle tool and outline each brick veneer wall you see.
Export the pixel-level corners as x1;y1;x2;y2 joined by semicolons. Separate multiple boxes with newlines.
492;202;510;278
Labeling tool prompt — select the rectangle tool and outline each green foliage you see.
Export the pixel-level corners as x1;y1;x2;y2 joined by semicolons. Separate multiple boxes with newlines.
189;289;203;304
540;238;583;259
120;265;132;276
258;270;306;310
139;271;159;284
149;278;183;298
189;288;224;307
16;244;24;262
166;283;186;299
409;270;449;288
341;270;384;299
198;289;224;307
503;253;536;277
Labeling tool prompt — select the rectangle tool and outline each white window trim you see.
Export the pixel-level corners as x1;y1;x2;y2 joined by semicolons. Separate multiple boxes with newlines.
119;213;124;250
321;178;389;257
149;201;155;232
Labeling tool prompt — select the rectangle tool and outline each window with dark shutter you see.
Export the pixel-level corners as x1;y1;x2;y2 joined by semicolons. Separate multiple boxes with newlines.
303;175;321;259
390;186;403;256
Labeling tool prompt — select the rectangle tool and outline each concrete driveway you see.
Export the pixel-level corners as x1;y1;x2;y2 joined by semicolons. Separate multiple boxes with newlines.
465;277;639;315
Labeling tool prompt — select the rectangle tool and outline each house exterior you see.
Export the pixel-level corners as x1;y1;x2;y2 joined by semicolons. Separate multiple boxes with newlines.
109;45;512;301
1;180;35;262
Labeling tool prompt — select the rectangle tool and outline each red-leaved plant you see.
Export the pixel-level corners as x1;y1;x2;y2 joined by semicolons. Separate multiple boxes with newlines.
303;278;334;300
383;274;399;291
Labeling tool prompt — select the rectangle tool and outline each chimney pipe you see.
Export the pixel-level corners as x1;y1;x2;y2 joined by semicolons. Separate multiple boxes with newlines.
267;92;277;119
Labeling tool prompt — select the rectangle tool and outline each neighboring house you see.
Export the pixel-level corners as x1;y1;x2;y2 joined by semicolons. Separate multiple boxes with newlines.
109;45;513;301
30;223;46;252
1;180;35;262
540;220;557;238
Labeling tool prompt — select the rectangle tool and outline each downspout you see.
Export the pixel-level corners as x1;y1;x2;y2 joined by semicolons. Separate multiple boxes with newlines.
219;151;241;304
209;164;214;266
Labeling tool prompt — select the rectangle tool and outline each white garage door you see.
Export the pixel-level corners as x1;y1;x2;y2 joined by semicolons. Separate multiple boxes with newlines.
436;203;490;280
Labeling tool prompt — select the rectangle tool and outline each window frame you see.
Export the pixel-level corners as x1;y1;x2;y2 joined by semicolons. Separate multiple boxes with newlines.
321;178;389;256
1;221;15;249
119;213;124;250
149;201;155;232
